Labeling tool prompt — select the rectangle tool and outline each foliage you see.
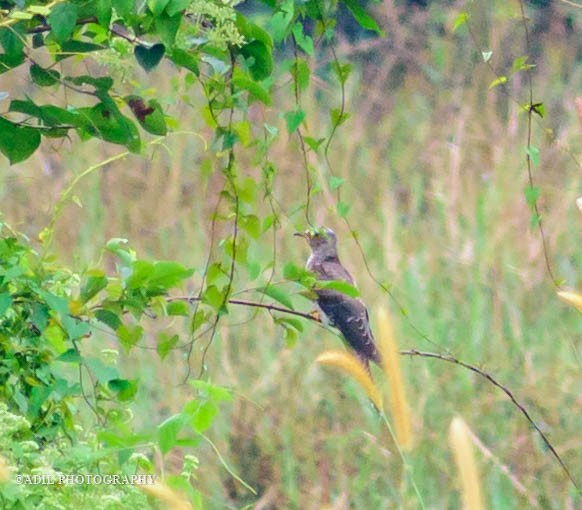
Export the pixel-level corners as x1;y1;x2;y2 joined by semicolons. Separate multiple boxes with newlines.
0;401;151;508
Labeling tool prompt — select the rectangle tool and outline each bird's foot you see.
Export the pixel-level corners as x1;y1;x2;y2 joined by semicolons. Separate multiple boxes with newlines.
310;309;321;322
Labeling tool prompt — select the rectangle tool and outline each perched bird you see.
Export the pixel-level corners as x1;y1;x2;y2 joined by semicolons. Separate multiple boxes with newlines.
294;227;380;368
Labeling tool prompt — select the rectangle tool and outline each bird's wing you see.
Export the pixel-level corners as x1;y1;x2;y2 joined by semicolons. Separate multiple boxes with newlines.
316;291;380;364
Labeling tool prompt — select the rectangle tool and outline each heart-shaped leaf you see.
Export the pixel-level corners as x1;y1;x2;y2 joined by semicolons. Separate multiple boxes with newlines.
134;43;165;72
0;117;41;164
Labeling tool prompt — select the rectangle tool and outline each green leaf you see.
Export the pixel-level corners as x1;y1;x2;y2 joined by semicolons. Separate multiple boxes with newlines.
330;176;345;190
30;64;60;86
190;310;209;334
529;102;545;118
512;56;535;73
56;348;82;363
95;308;122;330
167;0;191;16
292;23;313;55
525;145;540;166
31;303;49;331
332;61;352;85
190;400;217;433
291;58;310;91
524;186;540;208
166;301;189;316
134;44;166;72
488;76;507;89
57;41;106;60
61;315;91;340
481;51;492;63
168;48;199;76
95;0;113;27
303;136;325;152
147;0;171;16
0;52;24;74
108;378;138;401
240;214;261;239
0;26;24;57
158;413;185;454
277;316;304;333
116;324;144;351
247;260;261;281
202;285;225;311
235;14;273;48
148;261;194;290
283;325;297;347
81;270;108;303
76;102;141;152
155;12;182;46
258;286;294;310
66;74;113;91
9;100;82;128
84;357;119;385
330;108;350;127
453;12;469;32
283;263;305;280
0;117;41;164
232;75;272;105
269;0;294;42
337;201;351;218
239;40;273;81
317;280;360;298
343;0;384;36
112;0;134;17
48;3;78;43
157;332;179;359
190;380;232;402
0;292;12;316
284;109;305;134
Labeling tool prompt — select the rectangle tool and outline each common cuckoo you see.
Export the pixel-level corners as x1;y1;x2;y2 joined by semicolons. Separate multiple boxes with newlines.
294;227;380;368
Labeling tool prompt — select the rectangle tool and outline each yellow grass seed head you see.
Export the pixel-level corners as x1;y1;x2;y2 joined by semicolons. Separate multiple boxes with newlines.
316;350;383;411
141;482;192;510
449;417;484;510
376;307;413;450
557;290;582;313
0;456;9;483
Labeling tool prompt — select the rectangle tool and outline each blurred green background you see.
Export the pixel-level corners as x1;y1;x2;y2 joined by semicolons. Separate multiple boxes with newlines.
1;0;581;508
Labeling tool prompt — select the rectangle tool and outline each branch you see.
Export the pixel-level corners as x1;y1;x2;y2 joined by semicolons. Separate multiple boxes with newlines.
168;296;319;323
400;349;580;493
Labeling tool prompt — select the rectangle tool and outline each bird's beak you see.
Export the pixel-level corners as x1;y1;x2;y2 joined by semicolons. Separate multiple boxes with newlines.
294;231;306;238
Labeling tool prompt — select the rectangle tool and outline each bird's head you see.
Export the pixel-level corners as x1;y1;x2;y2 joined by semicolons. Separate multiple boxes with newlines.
294;227;337;256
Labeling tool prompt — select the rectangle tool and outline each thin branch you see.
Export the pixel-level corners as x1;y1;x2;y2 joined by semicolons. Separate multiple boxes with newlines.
169;296;319;323
400;349;580;493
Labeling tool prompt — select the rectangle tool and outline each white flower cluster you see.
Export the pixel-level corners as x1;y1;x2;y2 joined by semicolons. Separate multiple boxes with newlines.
190;0;246;48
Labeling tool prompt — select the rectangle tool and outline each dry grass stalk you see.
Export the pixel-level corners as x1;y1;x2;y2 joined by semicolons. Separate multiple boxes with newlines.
376;307;413;450
465;426;539;508
315;350;383;411
141;482;192;510
557;290;582;313
449;417;484;510
0;456;9;483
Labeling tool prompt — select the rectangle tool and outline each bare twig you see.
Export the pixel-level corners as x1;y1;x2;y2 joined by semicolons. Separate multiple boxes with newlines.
401;349;580;493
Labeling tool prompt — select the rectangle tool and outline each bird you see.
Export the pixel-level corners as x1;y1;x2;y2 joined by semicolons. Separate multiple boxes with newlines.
294;227;380;369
